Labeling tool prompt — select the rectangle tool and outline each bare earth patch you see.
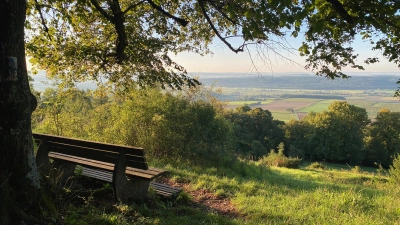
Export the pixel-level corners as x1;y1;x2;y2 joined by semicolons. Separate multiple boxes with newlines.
155;177;240;218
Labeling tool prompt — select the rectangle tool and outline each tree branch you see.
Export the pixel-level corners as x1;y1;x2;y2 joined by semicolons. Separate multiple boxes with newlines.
198;1;243;53
90;0;127;63
146;0;188;27
34;0;52;40
90;0;114;23
325;0;353;24
108;0;127;63
123;0;145;14
207;0;237;25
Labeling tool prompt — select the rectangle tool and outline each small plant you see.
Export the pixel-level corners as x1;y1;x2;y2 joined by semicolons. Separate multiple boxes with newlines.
374;162;386;176
307;162;326;170
351;166;362;174
389;154;400;184
75;165;84;178
259;143;302;169
176;191;191;204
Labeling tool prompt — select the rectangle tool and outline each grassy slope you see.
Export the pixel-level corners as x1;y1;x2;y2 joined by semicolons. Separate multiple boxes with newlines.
167;162;399;225
65;160;400;225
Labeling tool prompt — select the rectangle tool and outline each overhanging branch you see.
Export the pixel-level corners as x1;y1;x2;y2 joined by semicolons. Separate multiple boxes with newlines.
89;0;127;63
207;0;237;25
325;0;353;24
123;0;145;14
34;0;52;40
146;0;188;27
90;0;114;23
198;1;243;53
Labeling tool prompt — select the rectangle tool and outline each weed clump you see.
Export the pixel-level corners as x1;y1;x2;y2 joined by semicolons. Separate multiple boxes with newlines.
259;145;302;169
307;162;326;170
389;154;400;184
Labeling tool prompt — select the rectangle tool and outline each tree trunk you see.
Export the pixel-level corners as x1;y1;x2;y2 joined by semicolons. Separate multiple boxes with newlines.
0;1;42;224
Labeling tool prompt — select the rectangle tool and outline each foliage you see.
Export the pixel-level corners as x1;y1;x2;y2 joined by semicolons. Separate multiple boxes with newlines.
389;154;400;184
364;108;400;167
224;107;285;158
306;161;327;170
25;0;400;91
259;143;302;169
287;101;370;164
33;86;235;166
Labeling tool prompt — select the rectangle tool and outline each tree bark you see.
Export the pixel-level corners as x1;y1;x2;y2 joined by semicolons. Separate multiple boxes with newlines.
0;1;42;224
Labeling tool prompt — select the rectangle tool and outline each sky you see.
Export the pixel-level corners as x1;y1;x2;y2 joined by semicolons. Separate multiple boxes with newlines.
27;34;400;76
171;35;400;75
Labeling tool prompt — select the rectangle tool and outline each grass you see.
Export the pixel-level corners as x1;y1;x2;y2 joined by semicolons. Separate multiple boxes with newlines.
227;100;274;105
270;111;295;122
60;160;400;225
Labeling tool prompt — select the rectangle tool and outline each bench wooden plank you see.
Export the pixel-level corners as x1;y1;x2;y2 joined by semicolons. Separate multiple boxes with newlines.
81;167;181;197
33;133;145;156
150;182;182;197
50;152;156;180
49;144;148;169
50;152;166;180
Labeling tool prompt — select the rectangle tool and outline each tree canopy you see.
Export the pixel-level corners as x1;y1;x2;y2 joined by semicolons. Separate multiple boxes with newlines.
26;0;400;90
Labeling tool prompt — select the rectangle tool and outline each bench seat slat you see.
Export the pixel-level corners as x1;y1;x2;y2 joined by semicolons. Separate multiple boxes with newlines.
81;167;113;183
81;167;181;197
150;182;182;197
150;183;181;192
50;152;163;180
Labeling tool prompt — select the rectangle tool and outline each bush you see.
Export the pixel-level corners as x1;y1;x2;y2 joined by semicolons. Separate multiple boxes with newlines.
306;162;326;170
351;165;363;173
389;154;400;184
259;144;302;169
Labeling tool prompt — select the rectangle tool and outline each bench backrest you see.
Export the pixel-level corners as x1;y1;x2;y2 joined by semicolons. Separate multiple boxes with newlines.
33;133;148;170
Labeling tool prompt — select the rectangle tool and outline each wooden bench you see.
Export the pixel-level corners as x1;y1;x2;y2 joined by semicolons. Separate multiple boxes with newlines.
33;133;181;203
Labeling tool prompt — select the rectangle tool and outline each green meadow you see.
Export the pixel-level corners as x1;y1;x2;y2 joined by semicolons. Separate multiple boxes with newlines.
63;160;400;225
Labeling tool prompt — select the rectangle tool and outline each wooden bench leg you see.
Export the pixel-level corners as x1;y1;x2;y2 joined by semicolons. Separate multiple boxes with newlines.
113;150;150;203
114;175;150;203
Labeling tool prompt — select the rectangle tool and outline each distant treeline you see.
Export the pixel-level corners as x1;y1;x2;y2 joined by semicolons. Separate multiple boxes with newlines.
200;75;399;90
280;94;346;100
235;94;346;101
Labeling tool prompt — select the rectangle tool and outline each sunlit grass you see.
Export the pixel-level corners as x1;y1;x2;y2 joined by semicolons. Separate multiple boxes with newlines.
63;159;400;225
270;112;295;122
297;100;336;112
227;100;274;105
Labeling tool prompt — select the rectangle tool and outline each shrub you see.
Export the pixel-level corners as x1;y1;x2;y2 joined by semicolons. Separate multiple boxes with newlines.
389;154;400;184
306;162;326;170
259;144;302;169
351;165;363;173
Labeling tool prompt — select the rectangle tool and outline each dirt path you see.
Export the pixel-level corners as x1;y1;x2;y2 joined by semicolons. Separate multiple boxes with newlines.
155;177;240;218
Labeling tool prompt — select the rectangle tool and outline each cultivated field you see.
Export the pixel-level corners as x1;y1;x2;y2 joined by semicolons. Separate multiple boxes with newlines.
222;88;400;122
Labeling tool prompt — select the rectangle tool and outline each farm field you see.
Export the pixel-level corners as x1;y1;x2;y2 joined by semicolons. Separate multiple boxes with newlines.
221;88;400;122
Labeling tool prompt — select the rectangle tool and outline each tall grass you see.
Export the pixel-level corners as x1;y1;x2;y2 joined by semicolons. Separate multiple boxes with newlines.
62;160;400;225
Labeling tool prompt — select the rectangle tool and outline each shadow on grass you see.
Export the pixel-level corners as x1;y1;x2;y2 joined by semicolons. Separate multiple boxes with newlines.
62;175;241;225
167;159;387;199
